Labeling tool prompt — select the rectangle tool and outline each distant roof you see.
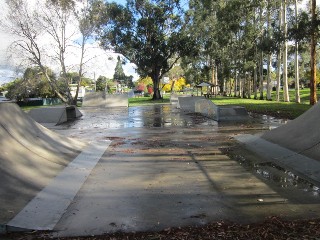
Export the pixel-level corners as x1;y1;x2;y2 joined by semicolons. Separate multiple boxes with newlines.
197;82;211;87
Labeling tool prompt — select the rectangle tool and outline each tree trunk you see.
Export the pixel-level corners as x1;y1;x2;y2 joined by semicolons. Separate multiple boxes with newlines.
152;69;162;100
170;80;175;93
259;52;264;100
276;0;282;102
294;0;300;103
266;2;272;101
276;51;282;102
234;69;238;97
282;0;290;102
247;73;252;99
214;65;219;95
267;53;272;100
41;67;68;103
310;0;317;105
253;65;258;99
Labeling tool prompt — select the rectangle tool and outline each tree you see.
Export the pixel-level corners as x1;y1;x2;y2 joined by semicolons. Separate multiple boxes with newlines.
163;77;187;92
288;1;319;105
113;56;126;82
96;75;107;91
5;67;56;100
97;0;193;100
2;0;98;105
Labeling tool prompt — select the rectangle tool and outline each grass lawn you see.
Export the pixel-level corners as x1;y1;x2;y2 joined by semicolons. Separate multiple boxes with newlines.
129;95;170;106
211;88;320;119
211;96;310;119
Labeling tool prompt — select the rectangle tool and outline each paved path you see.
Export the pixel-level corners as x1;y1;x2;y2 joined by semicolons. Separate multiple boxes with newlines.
43;105;320;237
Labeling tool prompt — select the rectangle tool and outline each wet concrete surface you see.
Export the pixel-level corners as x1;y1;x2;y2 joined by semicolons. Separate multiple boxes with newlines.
47;104;320;237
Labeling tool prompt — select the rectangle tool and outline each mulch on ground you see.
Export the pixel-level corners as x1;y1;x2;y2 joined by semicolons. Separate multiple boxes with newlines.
3;217;320;240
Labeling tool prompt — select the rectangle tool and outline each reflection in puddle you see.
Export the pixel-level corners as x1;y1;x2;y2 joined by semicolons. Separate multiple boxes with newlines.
61;105;291;131
234;154;320;197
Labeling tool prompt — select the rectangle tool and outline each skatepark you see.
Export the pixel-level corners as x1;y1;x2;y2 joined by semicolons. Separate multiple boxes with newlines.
1;96;320;238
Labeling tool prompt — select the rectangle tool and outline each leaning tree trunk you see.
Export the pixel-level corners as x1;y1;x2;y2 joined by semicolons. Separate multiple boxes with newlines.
40;65;68;103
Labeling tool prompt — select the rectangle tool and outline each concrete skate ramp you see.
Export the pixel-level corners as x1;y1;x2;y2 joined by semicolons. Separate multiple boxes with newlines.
177;96;205;112
28;106;82;125
195;99;218;119
170;94;191;105
82;92;128;107
82;92;105;107
105;94;128;107
0;103;86;226
262;102;320;160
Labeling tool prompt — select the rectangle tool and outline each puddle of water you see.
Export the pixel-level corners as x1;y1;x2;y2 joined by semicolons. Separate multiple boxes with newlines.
234;154;320;197
249;113;289;130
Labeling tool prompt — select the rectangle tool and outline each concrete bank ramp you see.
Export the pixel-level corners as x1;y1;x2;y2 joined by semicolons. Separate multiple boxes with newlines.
262;101;320;160
0;103;86;227
83;92;128;107
196;99;252;122
177;96;205;112
178;97;249;122
170;94;191;105
28;106;82;125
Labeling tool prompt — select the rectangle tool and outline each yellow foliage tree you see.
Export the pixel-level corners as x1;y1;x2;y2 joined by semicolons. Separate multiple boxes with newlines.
163;77;187;92
136;76;153;86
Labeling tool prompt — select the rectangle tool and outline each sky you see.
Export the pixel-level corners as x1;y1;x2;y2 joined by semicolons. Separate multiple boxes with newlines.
0;0;137;85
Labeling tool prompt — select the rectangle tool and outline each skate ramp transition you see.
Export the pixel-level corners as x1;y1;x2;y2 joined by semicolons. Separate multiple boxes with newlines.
0;103;86;227
82;92;128;107
262;101;320;160
28;105;82;125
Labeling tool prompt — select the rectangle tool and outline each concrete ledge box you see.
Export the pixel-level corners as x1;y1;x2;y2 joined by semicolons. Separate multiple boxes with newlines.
28;106;82;125
189;98;249;122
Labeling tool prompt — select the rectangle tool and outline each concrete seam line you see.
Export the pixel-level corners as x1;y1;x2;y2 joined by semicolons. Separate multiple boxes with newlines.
6;140;111;231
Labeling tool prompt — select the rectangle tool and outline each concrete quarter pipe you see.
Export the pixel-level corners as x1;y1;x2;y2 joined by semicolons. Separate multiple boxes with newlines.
0;103;86;227
262;101;320;160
